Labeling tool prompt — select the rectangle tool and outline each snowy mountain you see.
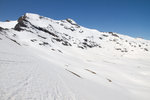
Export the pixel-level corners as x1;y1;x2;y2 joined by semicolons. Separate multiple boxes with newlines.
0;13;150;100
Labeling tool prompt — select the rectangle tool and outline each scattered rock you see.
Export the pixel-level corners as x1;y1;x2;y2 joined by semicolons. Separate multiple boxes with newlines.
115;48;128;52
115;48;121;50
9;38;21;45
99;37;103;40
51;48;55;51
34;26;58;37
62;41;72;46
60;23;64;26
39;42;49;46
144;48;148;51
5;20;10;22
39;16;44;19
79;30;83;33
84;39;88;42
106;78;112;82
66;18;80;28
31;39;37;42
102;34;108;37
99;45;102;48
57;49;63;53
38;35;47;39
78;46;84;49
85;69;96;74
65;69;82;78
53;38;63;42
113;39;118;42
109;32;119;37
0;27;4;31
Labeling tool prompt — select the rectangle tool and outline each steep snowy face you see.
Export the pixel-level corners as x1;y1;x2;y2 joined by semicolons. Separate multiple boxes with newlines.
0;13;150;55
8;13;103;49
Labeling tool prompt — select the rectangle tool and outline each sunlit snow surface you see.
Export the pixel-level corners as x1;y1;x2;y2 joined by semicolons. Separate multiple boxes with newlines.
0;21;17;28
0;13;150;100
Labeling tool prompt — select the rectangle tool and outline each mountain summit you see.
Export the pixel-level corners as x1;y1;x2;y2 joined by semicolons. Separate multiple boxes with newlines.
0;13;150;100
0;13;149;54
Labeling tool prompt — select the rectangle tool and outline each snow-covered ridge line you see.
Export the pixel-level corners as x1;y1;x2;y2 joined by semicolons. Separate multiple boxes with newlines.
0;13;150;54
0;20;17;28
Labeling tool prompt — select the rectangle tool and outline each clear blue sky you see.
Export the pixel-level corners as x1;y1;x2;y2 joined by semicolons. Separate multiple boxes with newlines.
0;0;150;40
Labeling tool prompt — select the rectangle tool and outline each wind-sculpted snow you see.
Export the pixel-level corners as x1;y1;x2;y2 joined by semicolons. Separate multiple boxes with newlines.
0;13;150;100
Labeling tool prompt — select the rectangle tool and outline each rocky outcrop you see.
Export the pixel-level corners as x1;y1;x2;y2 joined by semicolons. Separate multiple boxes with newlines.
2;13;149;53
14;15;28;31
0;27;4;31
66;18;80;28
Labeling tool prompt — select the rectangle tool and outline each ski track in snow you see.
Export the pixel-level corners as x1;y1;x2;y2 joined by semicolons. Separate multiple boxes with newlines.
0;57;76;100
0;40;76;100
0;37;150;100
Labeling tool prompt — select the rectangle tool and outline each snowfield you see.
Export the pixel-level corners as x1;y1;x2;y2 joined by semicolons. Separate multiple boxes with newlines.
0;13;150;100
0;21;17;28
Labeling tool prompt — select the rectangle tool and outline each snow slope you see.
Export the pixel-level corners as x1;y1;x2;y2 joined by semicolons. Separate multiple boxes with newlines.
0;13;150;100
0;21;17;28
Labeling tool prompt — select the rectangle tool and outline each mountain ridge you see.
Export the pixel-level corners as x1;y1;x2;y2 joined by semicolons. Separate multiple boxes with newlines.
0;13;150;100
0;13;149;56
